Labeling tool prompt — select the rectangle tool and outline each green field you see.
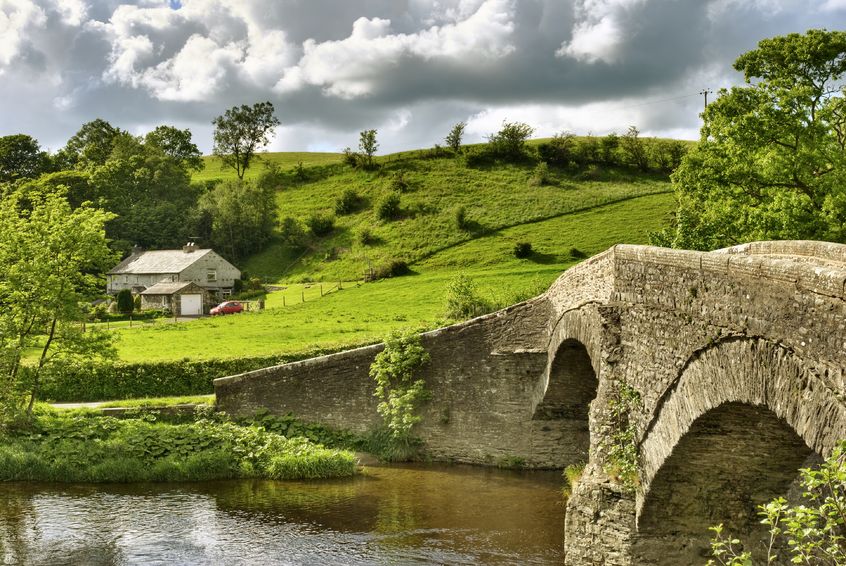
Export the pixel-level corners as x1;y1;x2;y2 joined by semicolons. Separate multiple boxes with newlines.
112;190;673;362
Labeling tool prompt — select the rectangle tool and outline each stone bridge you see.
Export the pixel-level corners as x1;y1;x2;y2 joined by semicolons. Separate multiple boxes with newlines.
215;240;846;565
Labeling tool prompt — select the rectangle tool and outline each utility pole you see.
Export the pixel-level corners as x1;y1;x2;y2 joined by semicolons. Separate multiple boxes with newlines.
699;89;713;110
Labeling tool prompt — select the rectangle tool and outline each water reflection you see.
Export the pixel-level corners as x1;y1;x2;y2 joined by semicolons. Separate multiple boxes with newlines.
0;463;565;565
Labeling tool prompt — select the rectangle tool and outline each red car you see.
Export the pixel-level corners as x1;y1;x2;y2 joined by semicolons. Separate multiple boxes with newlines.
210;301;243;315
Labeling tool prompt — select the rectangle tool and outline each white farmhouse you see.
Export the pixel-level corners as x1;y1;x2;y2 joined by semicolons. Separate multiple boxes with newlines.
106;243;241;299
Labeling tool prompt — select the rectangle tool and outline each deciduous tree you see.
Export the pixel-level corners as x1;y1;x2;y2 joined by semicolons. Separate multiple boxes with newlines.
656;29;846;250
0;190;116;419
212;102;280;180
0;134;49;183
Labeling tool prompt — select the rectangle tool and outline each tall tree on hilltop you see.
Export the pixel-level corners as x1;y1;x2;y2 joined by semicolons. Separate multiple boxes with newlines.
212;102;280;180
58;118;123;170
145;125;204;172
0;134;50;184
655;29;846;250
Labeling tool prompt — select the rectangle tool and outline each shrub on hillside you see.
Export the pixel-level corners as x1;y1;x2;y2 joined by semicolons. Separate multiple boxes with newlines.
528;162;550;186
390;170;409;193
342;147;360;168
334;188;361;215
279;216;308;249
357;227;375;246
487;121;534;161
538;132;575;166
306;213;335;237
445;273;491;319
513;242;533;258
376;192;401;221
371;259;410;280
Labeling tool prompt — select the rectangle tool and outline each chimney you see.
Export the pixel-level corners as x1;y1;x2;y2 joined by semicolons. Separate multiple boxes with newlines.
183;242;197;253
131;244;143;255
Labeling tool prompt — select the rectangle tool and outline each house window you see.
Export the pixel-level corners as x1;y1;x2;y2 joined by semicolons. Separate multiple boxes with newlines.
207;270;217;282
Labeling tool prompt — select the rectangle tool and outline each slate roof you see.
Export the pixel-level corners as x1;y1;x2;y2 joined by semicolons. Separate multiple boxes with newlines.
108;249;213;275
140;281;205;295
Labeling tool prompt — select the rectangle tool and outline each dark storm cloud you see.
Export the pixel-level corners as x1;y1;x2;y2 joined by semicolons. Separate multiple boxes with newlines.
0;0;843;154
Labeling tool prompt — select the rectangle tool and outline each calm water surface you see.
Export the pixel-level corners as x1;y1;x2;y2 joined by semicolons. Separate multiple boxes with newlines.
0;463;566;565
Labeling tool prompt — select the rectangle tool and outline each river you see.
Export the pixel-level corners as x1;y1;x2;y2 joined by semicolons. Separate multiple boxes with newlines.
0;463;566;565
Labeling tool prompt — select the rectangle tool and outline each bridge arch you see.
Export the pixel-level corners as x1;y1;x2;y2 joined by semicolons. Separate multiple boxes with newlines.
633;338;846;563
529;308;601;465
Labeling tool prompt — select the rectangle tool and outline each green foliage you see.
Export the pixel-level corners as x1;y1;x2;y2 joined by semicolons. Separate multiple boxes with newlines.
371;259;410;280
487;121;535;161
359;129;379;169
197;179;277;261
38;353;325;402
538;132;576;166
445;121;466;154
0;190;117;417
600;133;620;165
528;162;551;186
658;29;846;250
212;101;280;180
116;289;134;314
59;118;122;170
369;330;430;439
0;134;50;183
279;216;308;249
513;242;533;258
0;409;356;482
357;227;375;246
334;188;361;215
444;273;491;319
144;125;204;172
306;213;335;237
376;192;402;221
604;382;641;489
708;441;846;565
561;462;586;501
621;126;649;172
390;170;409;192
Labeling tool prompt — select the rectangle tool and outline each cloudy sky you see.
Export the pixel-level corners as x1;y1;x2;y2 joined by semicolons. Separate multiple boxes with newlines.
1;0;844;155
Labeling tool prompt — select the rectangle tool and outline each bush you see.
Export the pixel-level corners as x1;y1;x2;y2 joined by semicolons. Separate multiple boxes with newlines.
376;192;401;221
371;259;410;280
487;121;534;161
538;131;575;166
528;162;550;186
445;273;491;319
116;289;134;314
38;348;348;402
454;206;469;230
514;242;533;258
334;188;360;215
279;216;308;248
306;213;335;237
342;147;359;168
390;170;409;193
357;227;375;246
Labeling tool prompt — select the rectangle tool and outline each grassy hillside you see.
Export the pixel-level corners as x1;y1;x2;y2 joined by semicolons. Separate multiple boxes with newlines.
233;154;671;282
102;144;678;363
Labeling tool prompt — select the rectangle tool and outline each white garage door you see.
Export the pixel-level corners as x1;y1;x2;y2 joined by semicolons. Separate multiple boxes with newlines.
180;294;203;316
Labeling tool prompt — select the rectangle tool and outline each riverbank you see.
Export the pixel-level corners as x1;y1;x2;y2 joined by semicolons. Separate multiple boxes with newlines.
0;407;357;483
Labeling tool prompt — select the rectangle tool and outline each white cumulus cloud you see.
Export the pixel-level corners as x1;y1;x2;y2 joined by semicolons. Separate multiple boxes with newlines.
557;0;647;64
276;0;517;98
0;0;47;69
